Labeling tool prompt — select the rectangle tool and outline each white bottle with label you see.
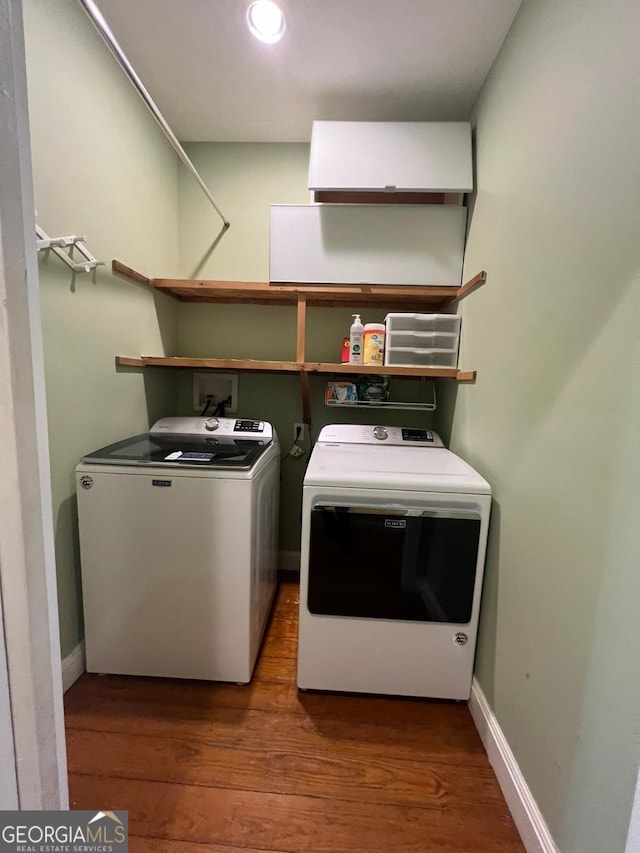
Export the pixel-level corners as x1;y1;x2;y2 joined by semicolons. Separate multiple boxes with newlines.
349;314;364;365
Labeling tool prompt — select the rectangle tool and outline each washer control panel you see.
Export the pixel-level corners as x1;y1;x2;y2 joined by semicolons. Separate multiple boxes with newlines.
233;419;264;432
151;416;271;441
317;424;444;448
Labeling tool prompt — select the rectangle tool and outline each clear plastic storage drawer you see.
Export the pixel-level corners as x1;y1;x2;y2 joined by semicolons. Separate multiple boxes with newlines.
384;347;459;368
386;330;458;350
384;313;461;367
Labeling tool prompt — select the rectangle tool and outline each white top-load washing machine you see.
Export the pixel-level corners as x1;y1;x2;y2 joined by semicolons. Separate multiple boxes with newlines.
297;424;491;700
76;416;279;683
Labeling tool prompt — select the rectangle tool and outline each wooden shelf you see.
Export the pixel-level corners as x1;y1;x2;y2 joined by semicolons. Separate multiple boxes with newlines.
112;261;484;421
117;356;300;373
112;260;486;310
115;356;476;383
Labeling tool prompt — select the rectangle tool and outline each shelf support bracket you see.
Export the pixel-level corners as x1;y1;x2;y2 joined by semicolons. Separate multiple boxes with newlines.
442;270;487;307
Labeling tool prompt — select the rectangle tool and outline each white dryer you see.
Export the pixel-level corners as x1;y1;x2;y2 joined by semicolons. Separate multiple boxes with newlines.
297;424;491;700
76;416;279;683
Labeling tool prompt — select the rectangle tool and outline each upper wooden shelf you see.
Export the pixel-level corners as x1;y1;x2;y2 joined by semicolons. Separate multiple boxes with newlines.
112;261;486;311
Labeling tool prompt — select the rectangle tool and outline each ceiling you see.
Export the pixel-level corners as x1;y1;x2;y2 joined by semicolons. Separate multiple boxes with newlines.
95;0;523;143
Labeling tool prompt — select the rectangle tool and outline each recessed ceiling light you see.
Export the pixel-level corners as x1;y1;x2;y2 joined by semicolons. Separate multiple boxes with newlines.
247;1;286;44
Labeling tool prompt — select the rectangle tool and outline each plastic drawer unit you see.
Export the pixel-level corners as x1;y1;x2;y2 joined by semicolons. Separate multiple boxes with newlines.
384;313;461;368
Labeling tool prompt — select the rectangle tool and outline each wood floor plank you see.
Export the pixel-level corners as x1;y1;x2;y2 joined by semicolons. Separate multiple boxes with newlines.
271;583;299;621
259;633;297;660
65;699;485;768
66;728;504;812
66;707;484;769
129;839;286;853
66;673;476;732
252;654;296;684
69;775;525;853
65;668;296;723
263;615;298;641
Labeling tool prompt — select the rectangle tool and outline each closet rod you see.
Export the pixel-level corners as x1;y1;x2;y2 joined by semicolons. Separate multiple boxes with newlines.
78;0;230;230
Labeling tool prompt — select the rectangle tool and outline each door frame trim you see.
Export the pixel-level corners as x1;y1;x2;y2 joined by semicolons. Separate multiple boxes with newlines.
0;0;67;809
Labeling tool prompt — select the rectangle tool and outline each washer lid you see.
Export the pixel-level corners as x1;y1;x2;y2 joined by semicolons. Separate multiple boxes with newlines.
304;442;491;494
80;430;272;470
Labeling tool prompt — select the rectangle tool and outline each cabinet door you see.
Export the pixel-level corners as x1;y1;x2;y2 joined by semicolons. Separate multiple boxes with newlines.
270;204;467;286
308;121;473;193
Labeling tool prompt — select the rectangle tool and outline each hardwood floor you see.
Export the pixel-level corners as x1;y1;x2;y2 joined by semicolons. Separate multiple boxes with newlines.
65;582;525;852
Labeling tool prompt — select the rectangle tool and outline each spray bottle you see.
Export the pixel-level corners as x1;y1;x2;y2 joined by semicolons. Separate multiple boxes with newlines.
349;314;364;365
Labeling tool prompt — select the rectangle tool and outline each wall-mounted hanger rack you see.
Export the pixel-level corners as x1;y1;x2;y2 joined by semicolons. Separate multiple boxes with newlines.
35;224;105;274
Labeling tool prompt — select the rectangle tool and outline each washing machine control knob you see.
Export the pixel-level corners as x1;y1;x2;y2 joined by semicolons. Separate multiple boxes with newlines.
204;417;220;432
373;426;388;441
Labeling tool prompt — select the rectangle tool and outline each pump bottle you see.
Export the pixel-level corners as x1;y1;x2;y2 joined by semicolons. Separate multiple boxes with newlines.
349;314;364;365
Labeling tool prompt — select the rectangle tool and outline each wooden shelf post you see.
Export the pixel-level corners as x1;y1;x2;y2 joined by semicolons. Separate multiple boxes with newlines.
296;295;307;363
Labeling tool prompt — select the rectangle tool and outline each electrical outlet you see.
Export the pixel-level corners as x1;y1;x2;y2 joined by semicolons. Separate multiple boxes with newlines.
293;422;305;442
193;373;238;413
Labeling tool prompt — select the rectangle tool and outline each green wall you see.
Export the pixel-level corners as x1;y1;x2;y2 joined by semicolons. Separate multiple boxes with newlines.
438;0;640;849
23;0;180;657
177;143;435;552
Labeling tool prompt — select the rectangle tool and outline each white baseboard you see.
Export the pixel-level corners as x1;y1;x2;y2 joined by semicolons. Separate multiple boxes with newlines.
61;642;85;692
279;550;300;574
468;678;559;853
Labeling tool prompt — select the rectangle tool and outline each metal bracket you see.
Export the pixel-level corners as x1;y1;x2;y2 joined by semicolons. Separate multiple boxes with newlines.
35;224;105;273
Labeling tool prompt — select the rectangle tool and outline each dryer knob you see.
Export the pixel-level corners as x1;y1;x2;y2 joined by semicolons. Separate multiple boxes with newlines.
373;426;388;441
204;417;220;432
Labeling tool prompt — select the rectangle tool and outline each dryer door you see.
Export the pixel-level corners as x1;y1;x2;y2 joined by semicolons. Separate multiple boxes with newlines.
307;505;481;623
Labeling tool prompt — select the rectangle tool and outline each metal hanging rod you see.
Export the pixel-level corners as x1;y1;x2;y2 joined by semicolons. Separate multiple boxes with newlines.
36;224;105;273
77;0;230;231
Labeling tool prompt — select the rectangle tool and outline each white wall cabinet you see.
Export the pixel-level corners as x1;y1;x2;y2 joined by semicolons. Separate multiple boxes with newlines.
308;121;473;193
270;204;467;286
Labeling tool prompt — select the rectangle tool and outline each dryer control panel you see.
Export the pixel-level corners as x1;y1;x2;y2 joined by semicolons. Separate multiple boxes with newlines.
317;424;444;448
